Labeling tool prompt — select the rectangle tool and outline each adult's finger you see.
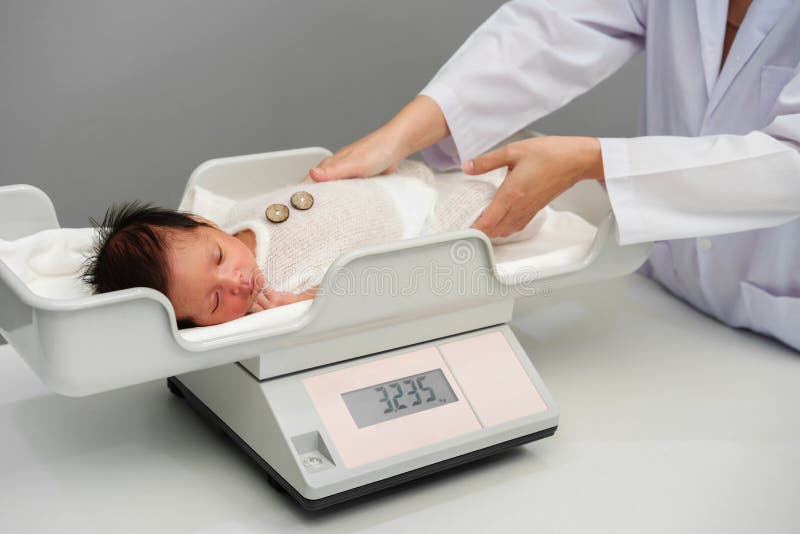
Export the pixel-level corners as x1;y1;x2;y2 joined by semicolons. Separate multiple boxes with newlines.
303;156;331;182
492;208;537;239
471;191;512;238
461;146;513;175
379;163;399;175
308;155;366;182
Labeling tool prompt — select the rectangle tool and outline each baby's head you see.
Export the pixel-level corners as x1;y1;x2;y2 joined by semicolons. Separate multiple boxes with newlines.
83;202;262;328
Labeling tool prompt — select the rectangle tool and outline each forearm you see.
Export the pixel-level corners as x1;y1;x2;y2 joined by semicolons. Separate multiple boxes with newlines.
600;132;800;244
420;0;644;167
575;137;605;182
299;286;319;300
380;95;450;160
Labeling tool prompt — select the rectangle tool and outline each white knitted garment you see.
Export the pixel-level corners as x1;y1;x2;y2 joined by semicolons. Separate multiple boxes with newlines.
212;161;438;292
429;174;499;234
190;160;541;293
430;168;548;244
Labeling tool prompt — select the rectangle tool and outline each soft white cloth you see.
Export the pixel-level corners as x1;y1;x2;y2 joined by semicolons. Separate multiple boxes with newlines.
0;228;95;299
188;160;564;293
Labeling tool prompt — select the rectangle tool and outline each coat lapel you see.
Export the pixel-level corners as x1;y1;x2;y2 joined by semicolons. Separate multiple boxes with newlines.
694;0;727;99
704;0;789;118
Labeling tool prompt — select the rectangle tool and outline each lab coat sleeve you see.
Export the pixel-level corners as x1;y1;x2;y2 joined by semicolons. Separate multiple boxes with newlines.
601;69;800;245
419;0;645;169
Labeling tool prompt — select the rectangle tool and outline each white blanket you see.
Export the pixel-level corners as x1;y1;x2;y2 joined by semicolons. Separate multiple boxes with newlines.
0;228;95;299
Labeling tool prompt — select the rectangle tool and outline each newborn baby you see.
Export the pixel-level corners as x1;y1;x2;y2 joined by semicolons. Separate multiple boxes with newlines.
83;161;543;328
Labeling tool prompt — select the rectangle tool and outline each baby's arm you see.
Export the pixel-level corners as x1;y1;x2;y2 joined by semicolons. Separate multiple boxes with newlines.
248;286;318;314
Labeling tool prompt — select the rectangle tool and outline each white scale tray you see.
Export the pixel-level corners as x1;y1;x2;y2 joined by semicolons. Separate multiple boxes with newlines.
0;147;652;396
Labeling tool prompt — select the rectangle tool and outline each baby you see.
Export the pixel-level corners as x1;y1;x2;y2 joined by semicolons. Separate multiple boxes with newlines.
82;161;542;328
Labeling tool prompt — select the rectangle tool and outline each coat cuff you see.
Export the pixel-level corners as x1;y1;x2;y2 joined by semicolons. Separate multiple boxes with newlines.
599;137;648;245
419;81;483;170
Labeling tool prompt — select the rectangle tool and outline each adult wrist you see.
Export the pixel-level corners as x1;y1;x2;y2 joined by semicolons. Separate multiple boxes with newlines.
577;137;605;182
377;120;413;163
386;95;450;159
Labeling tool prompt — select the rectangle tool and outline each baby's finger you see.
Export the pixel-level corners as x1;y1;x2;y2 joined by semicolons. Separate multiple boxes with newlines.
271;290;302;306
249;293;270;313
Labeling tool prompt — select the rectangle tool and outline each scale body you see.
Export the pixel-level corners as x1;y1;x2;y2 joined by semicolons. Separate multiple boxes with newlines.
0;149;649;512
169;324;559;510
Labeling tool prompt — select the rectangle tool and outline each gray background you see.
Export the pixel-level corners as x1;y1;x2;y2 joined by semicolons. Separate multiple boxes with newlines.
0;1;643;344
0;0;642;226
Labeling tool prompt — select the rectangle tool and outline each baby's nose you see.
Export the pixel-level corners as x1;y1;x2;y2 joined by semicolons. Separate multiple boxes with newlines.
222;272;247;294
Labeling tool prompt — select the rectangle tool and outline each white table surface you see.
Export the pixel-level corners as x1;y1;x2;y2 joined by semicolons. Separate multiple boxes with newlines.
1;274;799;534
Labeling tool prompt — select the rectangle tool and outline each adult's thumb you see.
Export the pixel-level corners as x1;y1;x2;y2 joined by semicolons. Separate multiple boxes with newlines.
461;148;510;175
309;158;363;182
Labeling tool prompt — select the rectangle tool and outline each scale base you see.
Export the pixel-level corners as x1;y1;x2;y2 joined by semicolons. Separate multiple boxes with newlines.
168;376;557;511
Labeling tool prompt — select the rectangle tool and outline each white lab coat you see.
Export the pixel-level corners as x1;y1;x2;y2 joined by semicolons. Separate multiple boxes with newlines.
420;0;800;349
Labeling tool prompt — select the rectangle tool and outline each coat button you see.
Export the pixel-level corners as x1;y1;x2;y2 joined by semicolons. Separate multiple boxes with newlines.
265;203;289;223
290;191;314;210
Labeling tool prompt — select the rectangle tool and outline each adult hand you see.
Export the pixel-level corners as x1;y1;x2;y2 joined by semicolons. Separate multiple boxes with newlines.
304;95;449;182
465;136;604;239
304;128;403;182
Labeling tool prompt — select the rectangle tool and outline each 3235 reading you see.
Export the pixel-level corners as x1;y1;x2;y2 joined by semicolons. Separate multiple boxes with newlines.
341;369;459;428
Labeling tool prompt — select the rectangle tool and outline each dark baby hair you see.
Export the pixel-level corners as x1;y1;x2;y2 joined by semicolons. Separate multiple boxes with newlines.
81;201;210;328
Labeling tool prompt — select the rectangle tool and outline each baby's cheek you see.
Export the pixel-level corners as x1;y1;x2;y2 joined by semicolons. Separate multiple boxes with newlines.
237;298;252;318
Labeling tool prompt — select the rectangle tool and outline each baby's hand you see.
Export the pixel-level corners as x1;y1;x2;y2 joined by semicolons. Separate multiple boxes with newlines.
248;286;318;314
248;292;272;314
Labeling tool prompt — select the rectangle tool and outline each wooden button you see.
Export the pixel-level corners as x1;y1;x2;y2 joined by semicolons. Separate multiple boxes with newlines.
265;203;289;223
290;191;314;210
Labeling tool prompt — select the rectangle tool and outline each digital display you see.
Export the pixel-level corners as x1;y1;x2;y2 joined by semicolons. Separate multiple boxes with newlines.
342;369;458;428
